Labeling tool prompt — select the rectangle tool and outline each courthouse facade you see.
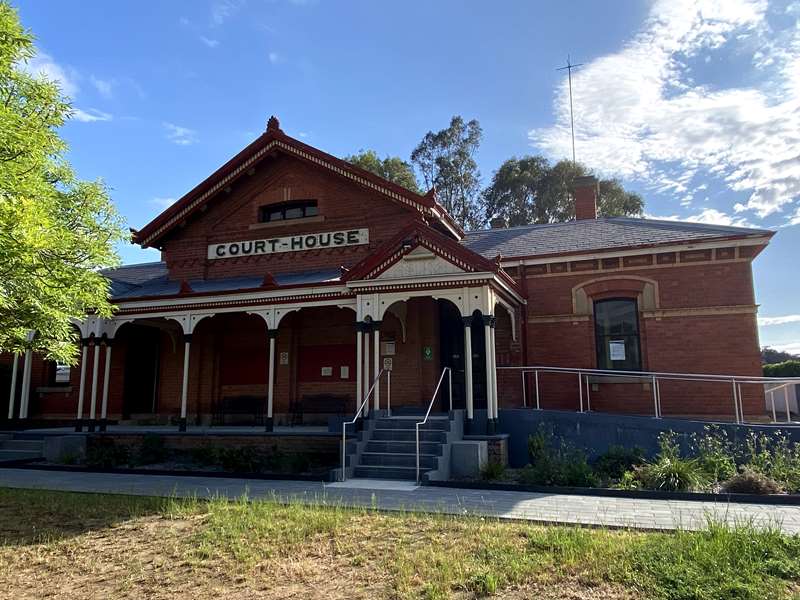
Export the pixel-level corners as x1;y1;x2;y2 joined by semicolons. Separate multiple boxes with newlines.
1;116;774;431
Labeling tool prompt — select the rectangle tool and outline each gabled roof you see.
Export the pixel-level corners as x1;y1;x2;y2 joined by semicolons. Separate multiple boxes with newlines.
134;116;463;248
462;216;774;261
344;220;522;296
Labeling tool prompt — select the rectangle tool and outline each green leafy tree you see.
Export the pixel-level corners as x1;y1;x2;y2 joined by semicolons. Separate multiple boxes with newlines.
0;2;126;363
484;157;644;228
344;149;420;193
411;116;483;230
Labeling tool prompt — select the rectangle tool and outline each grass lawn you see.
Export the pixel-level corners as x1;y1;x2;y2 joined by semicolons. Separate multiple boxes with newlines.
0;488;799;599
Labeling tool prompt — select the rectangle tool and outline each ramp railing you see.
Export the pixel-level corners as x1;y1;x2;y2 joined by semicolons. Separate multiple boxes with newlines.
498;365;800;424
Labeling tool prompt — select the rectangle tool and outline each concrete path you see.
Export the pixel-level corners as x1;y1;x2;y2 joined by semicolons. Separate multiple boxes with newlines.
1;468;800;533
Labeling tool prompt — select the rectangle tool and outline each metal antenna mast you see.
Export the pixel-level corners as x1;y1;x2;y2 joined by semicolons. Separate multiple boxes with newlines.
556;55;583;163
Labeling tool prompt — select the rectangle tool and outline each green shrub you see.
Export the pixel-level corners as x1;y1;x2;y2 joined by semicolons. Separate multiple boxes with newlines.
593;445;645;482
522;428;597;488
86;438;129;469
135;433;169;466
636;433;706;492
287;452;311;473
480;461;506;481
744;431;800;492
189;444;218;467
217;447;262;473
691;426;737;483
763;360;800;378
722;468;783;495
611;470;641;490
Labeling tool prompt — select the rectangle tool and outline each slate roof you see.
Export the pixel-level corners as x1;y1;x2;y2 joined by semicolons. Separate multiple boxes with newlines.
461;217;773;260
102;263;341;300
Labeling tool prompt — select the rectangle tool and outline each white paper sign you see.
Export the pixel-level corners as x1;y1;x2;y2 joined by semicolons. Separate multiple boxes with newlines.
609;340;626;361
321;367;333;377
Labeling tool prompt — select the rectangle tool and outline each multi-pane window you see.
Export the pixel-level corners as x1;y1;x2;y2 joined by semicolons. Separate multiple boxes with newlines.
594;298;642;371
258;200;318;223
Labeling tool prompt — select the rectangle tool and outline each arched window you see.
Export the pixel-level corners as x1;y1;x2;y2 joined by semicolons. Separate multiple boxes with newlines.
594;298;641;371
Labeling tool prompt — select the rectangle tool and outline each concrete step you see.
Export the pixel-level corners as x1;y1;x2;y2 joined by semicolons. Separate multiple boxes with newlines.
359;452;439;469
370;428;448;443
352;465;426;480
365;440;444;455
373;418;450;431
0;440;44;452
0;449;42;462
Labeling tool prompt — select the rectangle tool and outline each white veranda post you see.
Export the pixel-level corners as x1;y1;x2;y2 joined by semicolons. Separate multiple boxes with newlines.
7;354;18;420
363;326;370;416
19;349;32;419
88;340;100;428
356;327;363;413
75;341;88;431
483;317;494;422
373;325;380;411
463;318;474;423
266;330;277;430
179;334;191;431
99;340;113;430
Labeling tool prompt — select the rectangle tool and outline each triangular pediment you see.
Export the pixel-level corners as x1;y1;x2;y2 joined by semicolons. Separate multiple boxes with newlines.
344;221;499;282
377;246;466;279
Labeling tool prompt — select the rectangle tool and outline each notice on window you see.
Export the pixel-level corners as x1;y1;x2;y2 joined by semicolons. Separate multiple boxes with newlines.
55;364;71;383
609;340;626;361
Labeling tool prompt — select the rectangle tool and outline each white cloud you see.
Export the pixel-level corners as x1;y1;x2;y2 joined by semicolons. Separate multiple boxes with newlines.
759;315;800;326
211;0;245;25
765;341;800;355
788;205;800;226
90;75;114;99
268;51;282;65
163;122;198;145
646;207;755;227
530;0;800;220
71;108;112;123
22;50;79;97
199;36;220;48
150;197;178;210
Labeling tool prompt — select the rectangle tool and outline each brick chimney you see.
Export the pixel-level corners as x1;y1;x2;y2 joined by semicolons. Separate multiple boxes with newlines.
573;175;598;220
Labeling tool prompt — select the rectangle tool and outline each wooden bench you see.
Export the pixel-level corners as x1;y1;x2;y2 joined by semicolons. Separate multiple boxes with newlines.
290;394;349;426
213;395;265;426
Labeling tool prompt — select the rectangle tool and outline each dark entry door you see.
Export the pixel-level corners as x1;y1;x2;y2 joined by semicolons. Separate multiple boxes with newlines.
123;326;161;418
438;300;466;411
470;316;488;410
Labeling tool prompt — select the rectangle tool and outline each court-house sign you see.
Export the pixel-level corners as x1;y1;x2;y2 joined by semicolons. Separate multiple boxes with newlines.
208;228;368;260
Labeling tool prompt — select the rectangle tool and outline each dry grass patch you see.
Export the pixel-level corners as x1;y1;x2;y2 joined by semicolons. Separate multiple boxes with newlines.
0;488;798;599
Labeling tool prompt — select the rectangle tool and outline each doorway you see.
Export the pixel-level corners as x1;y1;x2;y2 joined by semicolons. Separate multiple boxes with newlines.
122;325;161;418
438;300;466;411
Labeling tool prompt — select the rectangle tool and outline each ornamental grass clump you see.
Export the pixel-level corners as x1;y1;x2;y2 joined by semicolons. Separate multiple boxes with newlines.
636;432;706;492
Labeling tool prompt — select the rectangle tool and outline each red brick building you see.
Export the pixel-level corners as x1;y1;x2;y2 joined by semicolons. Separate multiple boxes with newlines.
0;116;773;432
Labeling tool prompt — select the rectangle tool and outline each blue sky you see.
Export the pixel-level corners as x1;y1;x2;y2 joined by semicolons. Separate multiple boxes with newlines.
16;0;800;354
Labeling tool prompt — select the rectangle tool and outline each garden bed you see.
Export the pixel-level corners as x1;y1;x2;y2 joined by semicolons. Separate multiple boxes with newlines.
455;425;800;504
432;478;800;505
36;432;339;481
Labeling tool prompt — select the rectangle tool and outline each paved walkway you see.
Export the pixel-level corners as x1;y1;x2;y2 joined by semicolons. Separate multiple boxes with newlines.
1;468;800;533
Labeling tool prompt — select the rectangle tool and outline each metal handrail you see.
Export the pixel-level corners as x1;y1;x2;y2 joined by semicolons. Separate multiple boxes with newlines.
340;368;386;482
500;365;800;425
415;367;452;483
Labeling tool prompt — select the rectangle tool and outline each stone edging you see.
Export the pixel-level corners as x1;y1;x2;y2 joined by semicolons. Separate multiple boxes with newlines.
427;479;800;505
